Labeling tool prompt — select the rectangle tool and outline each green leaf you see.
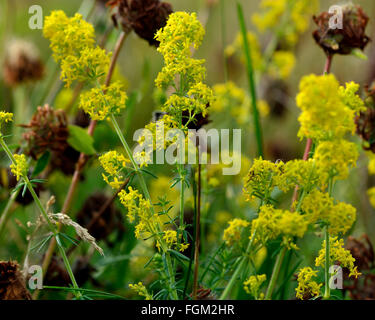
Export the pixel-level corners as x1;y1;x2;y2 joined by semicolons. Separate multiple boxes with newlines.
351;48;368;60
67;125;96;155
32;152;50;177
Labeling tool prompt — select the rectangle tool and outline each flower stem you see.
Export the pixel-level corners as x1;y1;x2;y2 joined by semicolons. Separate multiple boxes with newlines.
323;225;330;299
265;246;287;300
110;114;178;300
237;1;263;158
0;136;82;299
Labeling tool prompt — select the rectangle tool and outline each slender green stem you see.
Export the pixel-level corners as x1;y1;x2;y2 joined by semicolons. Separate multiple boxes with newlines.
236;2;263;158
0;136;82;299
0;186;19;240
219;232;255;300
265;246;287;300
323;225;330;299
109;115;178;300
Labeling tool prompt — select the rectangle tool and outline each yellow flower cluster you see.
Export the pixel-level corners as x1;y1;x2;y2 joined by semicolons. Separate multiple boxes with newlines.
99;150;129;189
118;187;189;252
225;32;263;71
251;204;308;249
223;219;250;246
0;111;13;131
296;74;365;141
314;139;358;185
225;32;296;80
301;190;356;235
315;237;361;279
128;282;153;300
252;0;319;46
211;82;268;126
155;12;213;122
295;267;322;300
43;11;111;87
243;274;266;300
243;158;284;202
10;154;28;181
367;187;375;208
79;82;127;121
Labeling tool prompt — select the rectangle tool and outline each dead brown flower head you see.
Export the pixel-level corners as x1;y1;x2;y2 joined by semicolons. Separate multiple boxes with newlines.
21;105;80;175
0;261;31;300
3;40;44;87
356;84;375;153
109;0;173;46
313;4;370;56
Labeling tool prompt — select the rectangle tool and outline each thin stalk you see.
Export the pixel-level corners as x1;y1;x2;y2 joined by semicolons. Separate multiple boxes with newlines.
0;186;19;240
265;246;287;300
192;163;202;299
0;137;81;299
323;225;330;299
110;114;178;300
219;231;255;300
237;2;263;158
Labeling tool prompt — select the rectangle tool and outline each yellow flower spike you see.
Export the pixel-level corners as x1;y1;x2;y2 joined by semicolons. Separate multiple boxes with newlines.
99;150;129;189
243;274;267;300
128;282;153;300
10;154;28;181
251;204;308;249
295;267;322;300
163;230;178;247
296;74;364;141
43;11;96;62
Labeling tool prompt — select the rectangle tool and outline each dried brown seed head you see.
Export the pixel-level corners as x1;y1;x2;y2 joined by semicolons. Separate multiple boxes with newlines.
110;0;173;46
0;261;31;300
313;4;370;56
3;40;44;87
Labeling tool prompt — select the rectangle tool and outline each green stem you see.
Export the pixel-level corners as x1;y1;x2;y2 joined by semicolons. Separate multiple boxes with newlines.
109;115;178;300
323;226;330;299
236;2;263;158
220;0;228;82
219;232;255;300
265;246;287;300
0;136;82;299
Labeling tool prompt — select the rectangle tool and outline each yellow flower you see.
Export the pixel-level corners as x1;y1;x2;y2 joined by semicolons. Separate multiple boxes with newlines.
60;47;111;87
0;111;13;131
163;230;177;247
43;11;95;61
251;204;308;249
10;154;28;181
314;139;358;184
243;158;284;202
129;282;153;300
295;267;322;300
269;51;296;79
243;274;266;300
301;189;356;235
99;150;129;189
252;0;319;46
296;74;363;141
315;237;361;279
80;82;127;121
368;187;375;208
223;218;250;245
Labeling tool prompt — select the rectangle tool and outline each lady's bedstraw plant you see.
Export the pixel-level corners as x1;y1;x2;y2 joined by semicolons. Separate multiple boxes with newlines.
44;10;210;300
220;74;364;300
0;112;83;299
